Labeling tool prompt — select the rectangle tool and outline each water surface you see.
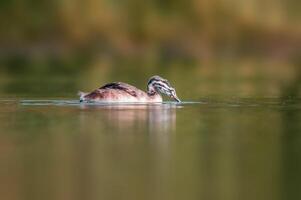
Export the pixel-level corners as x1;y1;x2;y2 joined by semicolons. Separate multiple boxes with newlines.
1;97;301;200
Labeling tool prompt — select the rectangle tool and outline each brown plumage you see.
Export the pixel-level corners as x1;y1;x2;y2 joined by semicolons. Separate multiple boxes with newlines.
78;76;180;103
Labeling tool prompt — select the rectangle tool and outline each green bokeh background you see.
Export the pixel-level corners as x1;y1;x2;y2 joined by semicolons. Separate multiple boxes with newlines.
0;0;300;99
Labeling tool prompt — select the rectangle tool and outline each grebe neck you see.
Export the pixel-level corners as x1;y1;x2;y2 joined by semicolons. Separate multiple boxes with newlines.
147;89;162;102
147;90;159;96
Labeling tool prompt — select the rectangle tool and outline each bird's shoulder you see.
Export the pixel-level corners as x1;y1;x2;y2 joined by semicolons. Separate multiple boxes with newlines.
98;82;142;97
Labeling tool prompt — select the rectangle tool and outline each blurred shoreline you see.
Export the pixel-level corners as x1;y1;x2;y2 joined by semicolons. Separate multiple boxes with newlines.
0;0;300;98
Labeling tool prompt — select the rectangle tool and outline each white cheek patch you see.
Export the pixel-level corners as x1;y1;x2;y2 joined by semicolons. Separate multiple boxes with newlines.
163;89;172;96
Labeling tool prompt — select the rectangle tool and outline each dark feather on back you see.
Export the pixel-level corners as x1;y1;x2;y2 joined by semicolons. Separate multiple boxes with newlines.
99;82;138;97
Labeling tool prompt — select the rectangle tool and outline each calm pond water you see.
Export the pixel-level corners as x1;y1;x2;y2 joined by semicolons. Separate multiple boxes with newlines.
1;60;301;200
1;96;301;200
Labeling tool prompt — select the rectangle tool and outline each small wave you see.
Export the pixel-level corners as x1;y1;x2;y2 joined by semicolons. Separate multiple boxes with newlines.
19;99;202;107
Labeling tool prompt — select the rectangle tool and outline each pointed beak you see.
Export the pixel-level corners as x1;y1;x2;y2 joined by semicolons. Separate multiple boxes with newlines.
172;94;181;102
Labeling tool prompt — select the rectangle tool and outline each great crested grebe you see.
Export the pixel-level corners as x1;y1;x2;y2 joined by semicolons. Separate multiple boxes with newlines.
78;75;181;103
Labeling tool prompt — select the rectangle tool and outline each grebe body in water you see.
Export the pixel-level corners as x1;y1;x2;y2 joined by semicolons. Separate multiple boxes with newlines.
78;75;180;103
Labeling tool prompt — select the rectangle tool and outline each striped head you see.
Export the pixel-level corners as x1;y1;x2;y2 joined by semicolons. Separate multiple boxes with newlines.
147;75;181;102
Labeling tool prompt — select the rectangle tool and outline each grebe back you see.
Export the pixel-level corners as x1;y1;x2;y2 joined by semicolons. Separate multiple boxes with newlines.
78;75;180;103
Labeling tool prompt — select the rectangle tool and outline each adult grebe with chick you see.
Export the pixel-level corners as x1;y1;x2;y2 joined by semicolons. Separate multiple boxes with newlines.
78;75;181;103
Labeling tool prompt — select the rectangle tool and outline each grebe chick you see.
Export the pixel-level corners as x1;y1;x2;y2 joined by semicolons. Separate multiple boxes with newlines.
78;75;181;103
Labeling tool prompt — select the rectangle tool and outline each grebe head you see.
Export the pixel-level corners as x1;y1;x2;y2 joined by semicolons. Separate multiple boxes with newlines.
147;75;181;102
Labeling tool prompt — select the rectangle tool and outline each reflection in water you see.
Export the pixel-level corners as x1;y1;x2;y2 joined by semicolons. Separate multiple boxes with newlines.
77;104;177;185
78;104;177;133
69;104;178;200
1;99;301;200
